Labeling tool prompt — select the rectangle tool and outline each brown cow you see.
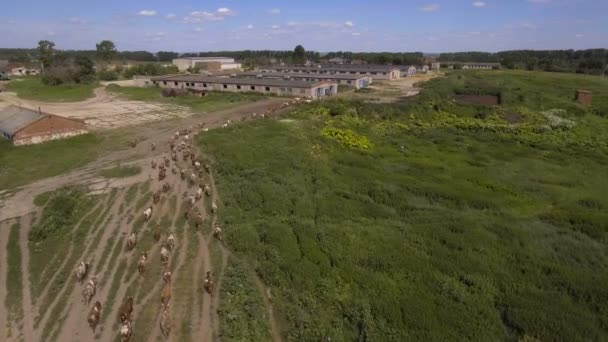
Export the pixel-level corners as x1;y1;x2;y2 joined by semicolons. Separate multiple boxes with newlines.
213;225;223;242
82;276;98;305
75;261;90;283
203;271;213;295
161;279;171;310
183;209;190;221
162;182;171;193
161;245;170;266
118;296;134;324
127;232;137;251
166;233;175;251
152;190;161;205
158;169;166;181
88;301;102;332
137;252;148;274
153;228;162;243
160;308;171;337
195;213;203;228
151;143;156;151
151;159;157;169
164;156;170;168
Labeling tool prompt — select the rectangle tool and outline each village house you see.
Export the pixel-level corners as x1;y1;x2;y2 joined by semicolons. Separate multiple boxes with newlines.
0;106;88;146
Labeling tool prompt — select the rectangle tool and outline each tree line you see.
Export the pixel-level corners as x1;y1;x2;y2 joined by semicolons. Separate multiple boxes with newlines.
438;49;608;75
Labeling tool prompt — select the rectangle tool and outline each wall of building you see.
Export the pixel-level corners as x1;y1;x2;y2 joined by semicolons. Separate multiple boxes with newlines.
219;63;242;71
12;115;87;146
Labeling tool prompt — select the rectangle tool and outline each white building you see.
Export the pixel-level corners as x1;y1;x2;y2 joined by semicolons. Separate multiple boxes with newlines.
172;57;242;72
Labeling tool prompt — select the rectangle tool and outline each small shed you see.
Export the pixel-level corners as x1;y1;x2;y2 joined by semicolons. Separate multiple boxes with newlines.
576;90;592;106
0;106;87;146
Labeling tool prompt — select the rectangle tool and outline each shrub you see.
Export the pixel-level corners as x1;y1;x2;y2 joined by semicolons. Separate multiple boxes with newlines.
97;69;118;81
321;126;372;150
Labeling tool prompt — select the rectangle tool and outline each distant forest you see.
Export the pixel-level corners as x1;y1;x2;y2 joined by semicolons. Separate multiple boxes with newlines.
1;47;606;75
439;49;608;75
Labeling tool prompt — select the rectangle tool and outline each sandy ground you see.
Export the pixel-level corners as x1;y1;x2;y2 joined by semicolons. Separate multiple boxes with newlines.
0;97;288;341
0;86;191;129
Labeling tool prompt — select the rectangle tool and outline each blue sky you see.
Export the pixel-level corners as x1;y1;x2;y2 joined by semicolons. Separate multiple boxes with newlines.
0;0;606;52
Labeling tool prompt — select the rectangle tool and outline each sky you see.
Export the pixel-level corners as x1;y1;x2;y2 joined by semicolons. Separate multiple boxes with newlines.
0;0;606;53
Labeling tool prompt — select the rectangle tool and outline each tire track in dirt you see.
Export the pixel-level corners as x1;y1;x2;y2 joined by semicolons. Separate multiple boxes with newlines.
19;214;36;342
210;243;229;342
190;233;212;342
0;218;11;341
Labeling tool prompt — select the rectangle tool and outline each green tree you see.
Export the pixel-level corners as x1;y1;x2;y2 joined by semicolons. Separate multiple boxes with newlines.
293;45;306;65
96;40;117;64
37;40;55;73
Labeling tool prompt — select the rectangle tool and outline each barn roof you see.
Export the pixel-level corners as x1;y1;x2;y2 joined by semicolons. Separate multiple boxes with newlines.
0;106;45;136
151;75;335;88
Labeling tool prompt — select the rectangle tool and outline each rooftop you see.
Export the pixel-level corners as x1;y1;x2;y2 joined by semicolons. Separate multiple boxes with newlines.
238;71;369;80
267;65;401;73
151;74;335;88
175;57;234;61
0;106;45;136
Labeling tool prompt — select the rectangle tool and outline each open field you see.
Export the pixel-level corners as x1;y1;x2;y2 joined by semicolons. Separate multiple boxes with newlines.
5;78;97;102
0;69;607;341
107;85;268;112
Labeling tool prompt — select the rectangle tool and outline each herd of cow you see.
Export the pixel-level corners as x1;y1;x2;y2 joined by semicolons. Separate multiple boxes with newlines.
76;122;223;341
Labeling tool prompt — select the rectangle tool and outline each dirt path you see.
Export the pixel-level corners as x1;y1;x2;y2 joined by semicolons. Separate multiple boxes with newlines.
0;219;10;340
19;214;35;342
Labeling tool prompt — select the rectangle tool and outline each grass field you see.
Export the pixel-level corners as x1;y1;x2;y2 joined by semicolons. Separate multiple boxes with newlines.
5;221;23;324
198;70;608;341
6;77;97;102
0;131;130;190
106;85;267;112
98;164;142;179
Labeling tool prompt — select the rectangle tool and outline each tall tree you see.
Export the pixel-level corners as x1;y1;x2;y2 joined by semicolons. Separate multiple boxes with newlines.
96;40;117;64
37;40;55;73
293;45;306;65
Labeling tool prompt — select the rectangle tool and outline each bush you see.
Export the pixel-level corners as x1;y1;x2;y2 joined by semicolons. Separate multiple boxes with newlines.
321;126;372;150
97;69;118;81
123;63;179;79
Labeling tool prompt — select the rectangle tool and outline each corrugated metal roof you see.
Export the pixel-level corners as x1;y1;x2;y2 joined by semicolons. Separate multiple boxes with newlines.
237;72;369;80
266;65;401;73
150;75;335;88
0;106;45;136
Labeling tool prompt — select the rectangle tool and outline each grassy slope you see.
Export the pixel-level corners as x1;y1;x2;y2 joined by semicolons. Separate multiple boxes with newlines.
6;77;97;102
198;70;608;341
106;85;267;112
98;165;142;179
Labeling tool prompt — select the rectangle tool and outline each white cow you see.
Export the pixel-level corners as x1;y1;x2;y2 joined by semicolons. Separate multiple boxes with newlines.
144;207;153;221
211;202;218;214
196;187;203;200
167;233;175;251
75;261;89;282
194;161;201;170
204;184;211;196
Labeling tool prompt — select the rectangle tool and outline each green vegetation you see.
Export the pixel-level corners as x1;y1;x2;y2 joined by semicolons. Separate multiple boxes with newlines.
98;164;142;179
6;77;97;102
106;85;266;112
33;190;53;207
5;222;23;323
218;259;272;342
199;70;608;340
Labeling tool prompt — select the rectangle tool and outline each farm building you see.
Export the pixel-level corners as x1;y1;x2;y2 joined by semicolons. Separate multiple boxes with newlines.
263;64;401;80
328;57;346;64
416;65;429;73
151;75;338;99
446;62;501;70
236;71;372;89
0;63;40;76
431;62;441;71
172;57;242;72
401;65;418;77
0;106;87;146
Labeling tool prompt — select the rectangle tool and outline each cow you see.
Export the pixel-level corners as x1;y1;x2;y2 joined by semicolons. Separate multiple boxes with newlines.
213;225;223;242
120;320;132;342
160;308;171;337
188;195;196;208
180;169;186;180
193;160;201;170
144;207;153;221
203;271;213;295
153;190;161;205
138;252;148;274
195;187;203;200
183;152;189;162
166;233;175;251
151;160;157;169
161;278;171;310
162;182;171;193
75;261;90;283
158;169;166;181
151;143;156;151
190;173;197;184
118;296;134;324
171;152;177;162
211;201;218;214
82;276;98;305
163;269;172;283
195;213;203;228
204;163;211;173
129;140;137;148
190;152;195;160
87;301;102;332
183;209;190;221
164;156;170;168
161;245;170;266
171;165;177;175
127;232;137;251
204;184;211;197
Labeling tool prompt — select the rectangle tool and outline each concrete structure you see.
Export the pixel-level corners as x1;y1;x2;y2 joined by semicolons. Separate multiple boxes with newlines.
0;63;40;77
328;57;345;64
446;62;501;70
264;64;401;80
400;65;418;77
0;106;87;146
172;57;242;72
237;71;372;89
416;65;429;73
576;90;593;106
431;62;441;71
151;75;338;99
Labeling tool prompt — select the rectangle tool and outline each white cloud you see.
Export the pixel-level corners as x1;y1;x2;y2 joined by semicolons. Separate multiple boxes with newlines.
419;4;440;12
247;24;254;29
345;21;354;27
46;31;56;37
271;25;280;29
352;32;361;36
145;32;165;41
268;8;281;15
472;1;486;7
183;8;235;23
68;17;87;24
287;21;297;27
194;27;203;32
166;13;176;19
137;10;157;17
